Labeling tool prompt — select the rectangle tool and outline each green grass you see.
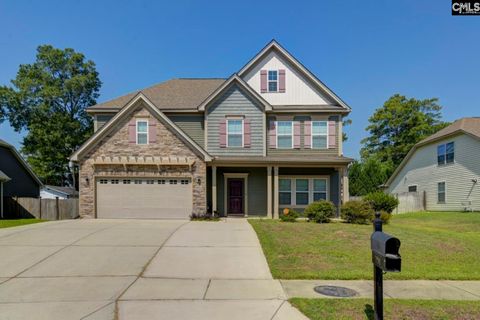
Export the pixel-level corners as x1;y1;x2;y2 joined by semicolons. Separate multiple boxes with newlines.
249;212;480;280
289;298;480;320
0;219;46;229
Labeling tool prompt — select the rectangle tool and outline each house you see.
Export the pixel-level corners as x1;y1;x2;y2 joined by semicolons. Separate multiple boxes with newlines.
40;185;78;199
385;118;480;211
0;139;43;217
70;40;353;219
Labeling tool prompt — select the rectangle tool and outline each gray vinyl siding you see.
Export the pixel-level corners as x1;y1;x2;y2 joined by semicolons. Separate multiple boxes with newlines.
206;84;264;156
0;146;40;198
387;134;480;211
267;115;340;156
94;115;113;132
167;114;205;147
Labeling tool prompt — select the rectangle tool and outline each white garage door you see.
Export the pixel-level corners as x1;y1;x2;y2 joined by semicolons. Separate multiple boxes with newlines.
96;178;192;219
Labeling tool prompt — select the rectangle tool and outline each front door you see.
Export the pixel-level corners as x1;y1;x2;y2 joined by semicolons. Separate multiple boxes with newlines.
228;179;244;215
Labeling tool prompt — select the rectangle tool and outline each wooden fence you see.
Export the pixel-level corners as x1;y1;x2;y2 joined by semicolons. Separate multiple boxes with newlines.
3;197;79;220
394;191;425;214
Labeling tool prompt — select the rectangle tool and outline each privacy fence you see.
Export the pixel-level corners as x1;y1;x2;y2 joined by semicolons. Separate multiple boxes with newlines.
350;191;426;214
3;197;79;220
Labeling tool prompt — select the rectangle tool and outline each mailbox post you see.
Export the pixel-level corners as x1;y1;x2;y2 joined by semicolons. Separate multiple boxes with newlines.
371;212;402;320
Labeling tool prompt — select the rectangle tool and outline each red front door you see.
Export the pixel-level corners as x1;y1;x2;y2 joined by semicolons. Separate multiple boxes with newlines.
228;179;244;215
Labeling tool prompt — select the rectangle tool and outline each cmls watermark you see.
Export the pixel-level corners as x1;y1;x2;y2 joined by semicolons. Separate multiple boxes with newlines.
452;1;480;15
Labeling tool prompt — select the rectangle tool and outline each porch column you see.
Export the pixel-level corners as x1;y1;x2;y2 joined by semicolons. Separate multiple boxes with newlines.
273;166;279;219
0;182;3;219
342;167;349;203
267;166;272;218
212;166;217;215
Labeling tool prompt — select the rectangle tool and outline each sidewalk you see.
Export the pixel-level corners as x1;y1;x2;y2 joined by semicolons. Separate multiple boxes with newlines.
281;280;480;300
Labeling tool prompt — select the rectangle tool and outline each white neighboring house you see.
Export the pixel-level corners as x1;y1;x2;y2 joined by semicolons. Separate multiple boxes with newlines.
40;185;78;199
385;118;480;212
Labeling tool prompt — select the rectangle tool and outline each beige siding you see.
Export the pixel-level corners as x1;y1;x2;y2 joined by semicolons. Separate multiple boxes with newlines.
387;134;480;211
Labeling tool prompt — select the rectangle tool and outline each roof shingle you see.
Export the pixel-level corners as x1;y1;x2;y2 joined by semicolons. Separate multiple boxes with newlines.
419;117;480;145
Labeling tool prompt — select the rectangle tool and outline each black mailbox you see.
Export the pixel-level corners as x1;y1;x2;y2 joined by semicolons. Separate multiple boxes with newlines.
371;231;401;272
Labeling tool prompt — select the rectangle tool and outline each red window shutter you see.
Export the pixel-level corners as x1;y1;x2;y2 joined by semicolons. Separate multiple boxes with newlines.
279;69;286;93
244;119;251;148
219;119;227;148
148;118;157;143
128;119;136;143
328;120;336;148
260;70;267;93
268;120;277;148
304;121;312;149
293;121;301;149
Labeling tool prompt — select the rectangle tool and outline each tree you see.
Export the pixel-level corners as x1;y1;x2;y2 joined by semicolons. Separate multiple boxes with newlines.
0;45;101;186
360;94;449;168
348;157;391;196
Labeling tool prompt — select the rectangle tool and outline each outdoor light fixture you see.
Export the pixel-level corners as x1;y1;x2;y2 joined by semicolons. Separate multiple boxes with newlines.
197;178;201;185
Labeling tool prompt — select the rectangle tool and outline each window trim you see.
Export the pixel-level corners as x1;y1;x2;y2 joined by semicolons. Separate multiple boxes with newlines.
437;181;446;204
278;176;330;207
226;118;244;148
267;70;279;93
311;121;329;149
437;141;454;166
276;121;293;149
136;119;149;145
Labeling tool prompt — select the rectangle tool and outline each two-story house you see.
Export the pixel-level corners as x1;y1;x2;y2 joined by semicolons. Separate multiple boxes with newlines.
385;118;480;211
70;40;353;219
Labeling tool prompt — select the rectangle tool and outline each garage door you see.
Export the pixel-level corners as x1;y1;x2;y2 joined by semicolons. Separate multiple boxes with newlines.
96;178;192;219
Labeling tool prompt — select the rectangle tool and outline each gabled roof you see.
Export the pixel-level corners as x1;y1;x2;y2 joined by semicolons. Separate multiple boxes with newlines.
0;170;11;182
87;79;225;112
0;140;43;186
42;185;78;197
237;39;351;112
198;74;272;111
70;93;212;162
385;117;480;187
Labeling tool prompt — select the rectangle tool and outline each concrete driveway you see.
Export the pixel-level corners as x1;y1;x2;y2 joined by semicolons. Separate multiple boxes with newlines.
0;219;307;320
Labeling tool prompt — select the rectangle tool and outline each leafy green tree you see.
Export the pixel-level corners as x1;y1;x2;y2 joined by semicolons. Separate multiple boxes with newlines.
360;94;449;167
348;157;391;196
0;45;101;185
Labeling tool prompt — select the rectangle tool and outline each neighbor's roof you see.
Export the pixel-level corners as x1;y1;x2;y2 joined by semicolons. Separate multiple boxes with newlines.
0;139;43;186
42;185;78;197
385;117;480;187
0;170;10;182
87;78;225;112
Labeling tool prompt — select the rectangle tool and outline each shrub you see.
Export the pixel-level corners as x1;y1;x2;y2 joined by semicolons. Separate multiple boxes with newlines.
363;191;399;213
341;200;374;224
280;208;299;222
304;200;336;223
190;212;220;221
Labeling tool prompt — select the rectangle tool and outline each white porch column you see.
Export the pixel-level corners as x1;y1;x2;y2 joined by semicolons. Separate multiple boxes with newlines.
342;167;349;203
267;166;272;218
1;182;3;219
212;166;217;215
273;166;279;219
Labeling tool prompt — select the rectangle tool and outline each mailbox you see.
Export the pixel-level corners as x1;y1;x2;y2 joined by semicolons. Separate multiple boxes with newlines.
371;231;401;272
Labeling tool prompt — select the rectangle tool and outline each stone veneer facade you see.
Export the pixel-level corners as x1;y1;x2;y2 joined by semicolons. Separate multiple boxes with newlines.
78;102;206;218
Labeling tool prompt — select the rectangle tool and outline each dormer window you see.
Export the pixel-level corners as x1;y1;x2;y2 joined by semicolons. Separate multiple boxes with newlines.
268;70;278;92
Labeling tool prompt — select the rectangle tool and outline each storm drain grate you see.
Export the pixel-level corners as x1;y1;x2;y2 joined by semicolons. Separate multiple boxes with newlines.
314;285;358;297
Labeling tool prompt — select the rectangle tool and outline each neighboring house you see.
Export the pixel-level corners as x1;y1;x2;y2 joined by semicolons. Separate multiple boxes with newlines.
70;40;353;219
40;185;78;199
385;118;480;211
0;139;42;217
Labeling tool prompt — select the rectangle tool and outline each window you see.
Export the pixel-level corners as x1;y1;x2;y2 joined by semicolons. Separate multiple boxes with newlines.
278;177;328;206
136;120;148;145
99;179;108;184
181;179;189;185
408;185;417;192
158;180;166;184
312;121;328;149
295;179;309;205
169;180;177;185
227;119;243;147
111;179;119;184
268;70;278;92
313;179;327;201
277;121;293;148
437;142;454;165
134;180;142;185
123;179;131;184
279;179;292;205
146;180;154;184
438;182;446;203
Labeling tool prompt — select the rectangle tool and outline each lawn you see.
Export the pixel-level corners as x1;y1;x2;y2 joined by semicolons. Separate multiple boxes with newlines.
0;219;45;229
249;212;480;280
290;298;480;320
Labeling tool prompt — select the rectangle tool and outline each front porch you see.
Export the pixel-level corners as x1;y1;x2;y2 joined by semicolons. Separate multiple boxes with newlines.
207;164;349;218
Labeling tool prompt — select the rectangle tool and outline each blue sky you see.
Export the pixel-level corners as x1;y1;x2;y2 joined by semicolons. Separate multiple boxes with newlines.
0;0;479;158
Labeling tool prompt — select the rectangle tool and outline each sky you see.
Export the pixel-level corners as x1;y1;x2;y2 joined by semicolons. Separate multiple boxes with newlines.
0;0;479;159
